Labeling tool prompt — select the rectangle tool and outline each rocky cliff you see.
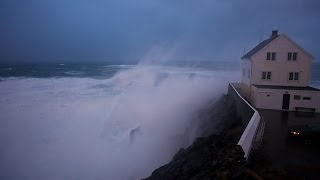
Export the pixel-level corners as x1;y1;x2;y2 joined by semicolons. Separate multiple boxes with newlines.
144;94;248;180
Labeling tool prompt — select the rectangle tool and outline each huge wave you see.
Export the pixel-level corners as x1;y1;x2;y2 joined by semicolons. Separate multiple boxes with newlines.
0;65;239;179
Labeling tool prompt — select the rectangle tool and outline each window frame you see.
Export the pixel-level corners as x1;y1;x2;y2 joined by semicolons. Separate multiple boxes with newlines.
303;97;311;100
288;52;298;61
267;72;271;79
294;95;301;100
289;72;299;81
294;72;299;80
262;72;266;79
288;52;292;60
262;71;272;80
292;52;297;61
271;52;276;60
266;52;271;60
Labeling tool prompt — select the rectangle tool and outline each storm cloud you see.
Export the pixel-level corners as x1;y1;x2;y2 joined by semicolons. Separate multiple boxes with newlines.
0;0;319;63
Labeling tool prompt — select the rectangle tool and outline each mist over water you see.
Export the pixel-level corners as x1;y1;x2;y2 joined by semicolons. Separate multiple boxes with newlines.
0;64;239;179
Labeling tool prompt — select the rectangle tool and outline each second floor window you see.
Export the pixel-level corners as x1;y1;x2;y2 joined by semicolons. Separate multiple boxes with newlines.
293;52;297;60
288;53;292;60
262;71;271;80
288;52;298;61
271;52;276;60
289;72;299;81
267;52;276;60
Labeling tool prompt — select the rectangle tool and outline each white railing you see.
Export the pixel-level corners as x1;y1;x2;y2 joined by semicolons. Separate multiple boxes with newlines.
229;83;262;159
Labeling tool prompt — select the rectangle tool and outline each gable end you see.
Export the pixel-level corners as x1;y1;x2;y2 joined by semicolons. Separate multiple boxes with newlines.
241;37;277;59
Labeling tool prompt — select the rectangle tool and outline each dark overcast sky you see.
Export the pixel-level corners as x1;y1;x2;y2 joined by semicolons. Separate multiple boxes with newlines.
0;0;319;64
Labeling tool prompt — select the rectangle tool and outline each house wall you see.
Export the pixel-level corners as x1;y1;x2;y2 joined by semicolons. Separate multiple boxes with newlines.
250;86;258;107
250;36;312;87
242;59;251;86
253;87;320;113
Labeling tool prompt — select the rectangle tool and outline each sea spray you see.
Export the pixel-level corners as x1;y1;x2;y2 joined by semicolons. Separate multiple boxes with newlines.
0;65;240;179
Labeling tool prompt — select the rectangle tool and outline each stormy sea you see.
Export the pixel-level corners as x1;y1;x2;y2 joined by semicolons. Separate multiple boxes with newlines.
0;62;319;179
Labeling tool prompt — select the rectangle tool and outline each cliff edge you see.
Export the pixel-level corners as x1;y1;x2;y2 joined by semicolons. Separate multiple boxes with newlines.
144;94;248;180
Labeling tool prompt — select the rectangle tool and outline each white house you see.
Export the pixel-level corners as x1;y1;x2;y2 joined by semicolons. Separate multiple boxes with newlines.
240;30;320;113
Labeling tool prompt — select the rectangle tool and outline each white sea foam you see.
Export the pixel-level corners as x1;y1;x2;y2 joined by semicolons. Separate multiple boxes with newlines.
64;70;85;76
0;65;240;179
311;80;320;88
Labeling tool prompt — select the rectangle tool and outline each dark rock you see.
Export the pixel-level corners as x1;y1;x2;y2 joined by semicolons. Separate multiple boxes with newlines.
144;134;246;180
143;95;247;180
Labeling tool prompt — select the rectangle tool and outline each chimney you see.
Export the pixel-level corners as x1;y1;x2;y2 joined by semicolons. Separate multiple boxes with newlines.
271;30;278;39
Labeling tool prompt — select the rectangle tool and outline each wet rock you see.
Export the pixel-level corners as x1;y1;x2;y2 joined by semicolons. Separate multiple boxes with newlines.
143;95;247;180
144;134;246;180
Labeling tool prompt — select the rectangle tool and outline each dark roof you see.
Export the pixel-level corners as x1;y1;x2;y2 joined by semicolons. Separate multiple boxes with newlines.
241;37;277;59
253;84;320;91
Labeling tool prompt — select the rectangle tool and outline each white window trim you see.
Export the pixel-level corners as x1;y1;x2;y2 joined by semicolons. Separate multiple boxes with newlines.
287;52;292;61
288;72;299;81
262;71;272;80
266;52;271;60
288;52;298;61
266;52;276;61
271;52;276;60
292;52;298;61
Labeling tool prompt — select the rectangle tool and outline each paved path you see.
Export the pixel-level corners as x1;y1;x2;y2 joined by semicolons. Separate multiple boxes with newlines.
257;109;320;168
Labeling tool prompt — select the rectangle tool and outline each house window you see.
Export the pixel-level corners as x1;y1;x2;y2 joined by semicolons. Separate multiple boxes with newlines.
293;52;297;60
294;72;299;80
289;72;293;80
267;52;276;60
289;72;299;81
271;52;276;60
288;53;292;60
294;95;301;100
267;72;271;79
303;97;311;100
262;71;271;80
288;52;298;61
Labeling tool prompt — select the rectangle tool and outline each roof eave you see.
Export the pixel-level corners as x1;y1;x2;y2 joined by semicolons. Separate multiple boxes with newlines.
241;57;251;60
282;35;314;59
241;36;278;60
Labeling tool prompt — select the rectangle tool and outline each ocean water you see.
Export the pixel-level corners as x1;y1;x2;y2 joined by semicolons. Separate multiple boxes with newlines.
311;62;320;87
0;61;319;179
0;62;240;180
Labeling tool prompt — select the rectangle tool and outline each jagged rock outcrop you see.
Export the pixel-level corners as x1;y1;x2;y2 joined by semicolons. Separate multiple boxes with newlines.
144;132;246;180
144;94;247;180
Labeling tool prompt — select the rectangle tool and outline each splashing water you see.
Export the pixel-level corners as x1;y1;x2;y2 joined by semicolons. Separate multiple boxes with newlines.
0;64;240;179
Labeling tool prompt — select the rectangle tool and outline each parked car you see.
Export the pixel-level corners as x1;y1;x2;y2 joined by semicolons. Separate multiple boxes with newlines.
287;122;320;144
